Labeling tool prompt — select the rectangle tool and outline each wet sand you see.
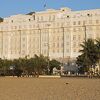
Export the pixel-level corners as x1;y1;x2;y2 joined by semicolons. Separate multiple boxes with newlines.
0;77;100;100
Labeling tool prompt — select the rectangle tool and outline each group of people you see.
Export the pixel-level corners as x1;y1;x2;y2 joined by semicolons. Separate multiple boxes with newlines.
87;67;100;78
11;69;39;78
21;71;39;78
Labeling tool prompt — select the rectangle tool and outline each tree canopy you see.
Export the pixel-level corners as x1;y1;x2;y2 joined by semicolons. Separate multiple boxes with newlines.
76;38;100;72
0;17;3;22
0;54;61;76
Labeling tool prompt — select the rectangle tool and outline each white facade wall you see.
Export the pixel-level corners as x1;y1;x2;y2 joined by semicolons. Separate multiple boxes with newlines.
0;7;100;61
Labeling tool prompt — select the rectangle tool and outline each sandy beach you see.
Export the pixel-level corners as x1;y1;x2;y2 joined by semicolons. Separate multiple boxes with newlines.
0;77;100;100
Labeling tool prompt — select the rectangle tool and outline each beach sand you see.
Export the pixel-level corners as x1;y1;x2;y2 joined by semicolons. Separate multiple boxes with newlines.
0;77;100;100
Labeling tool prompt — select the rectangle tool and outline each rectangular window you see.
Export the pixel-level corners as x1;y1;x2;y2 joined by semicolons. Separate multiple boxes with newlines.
53;49;55;53
61;43;63;47
66;49;69;52
78;21;81;25
53;15;55;21
73;49;76;52
57;43;59;48
53;43;55;47
57;36;59;40
73;28;76;32
78;35;81;40
83;21;86;25
96;20;99;24
73;35;76;40
73;21;76;25
73;43;76;47
22;37;25;41
22;44;25;48
66;35;69;39
57;23;59;27
66;42;69;45
49;16;51;21
37;17;39;21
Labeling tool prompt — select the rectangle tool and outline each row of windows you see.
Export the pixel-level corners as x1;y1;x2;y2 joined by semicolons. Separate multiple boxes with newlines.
8;50;65;55
73;35;83;40
37;15;55;21
28;49;71;54
29;49;70;54
73;49;79;53
36;13;100;21
35;13;100;21
10;17;35;23
53;20;99;26
5;11;100;23
0;49;75;55
0;20;99;31
73;43;81;47
5;42;70;49
52;26;100;32
73;20;99;25
64;13;100;19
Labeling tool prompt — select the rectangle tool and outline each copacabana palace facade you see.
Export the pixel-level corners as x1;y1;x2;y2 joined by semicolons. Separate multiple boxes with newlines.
0;7;100;62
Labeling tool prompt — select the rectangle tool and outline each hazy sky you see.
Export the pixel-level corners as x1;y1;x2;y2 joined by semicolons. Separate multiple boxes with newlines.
0;0;100;17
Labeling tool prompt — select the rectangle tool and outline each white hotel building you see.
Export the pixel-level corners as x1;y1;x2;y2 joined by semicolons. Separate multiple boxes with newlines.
0;7;100;62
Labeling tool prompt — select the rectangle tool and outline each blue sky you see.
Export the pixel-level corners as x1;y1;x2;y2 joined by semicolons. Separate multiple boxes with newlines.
0;0;100;17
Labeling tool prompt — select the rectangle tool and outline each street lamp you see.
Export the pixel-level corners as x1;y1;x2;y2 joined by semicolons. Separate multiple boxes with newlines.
18;30;22;57
61;26;65;67
3;56;6;75
46;24;51;74
38;28;41;55
83;24;87;42
60;26;65;75
1;31;3;57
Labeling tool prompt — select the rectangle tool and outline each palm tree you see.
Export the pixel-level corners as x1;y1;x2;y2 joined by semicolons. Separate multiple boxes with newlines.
95;38;100;68
76;39;98;72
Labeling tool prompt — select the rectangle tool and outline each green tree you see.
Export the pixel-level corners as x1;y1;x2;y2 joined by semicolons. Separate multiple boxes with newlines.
95;39;100;67
76;39;99;72
33;54;48;74
0;58;3;69
49;59;61;74
0;17;3;22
